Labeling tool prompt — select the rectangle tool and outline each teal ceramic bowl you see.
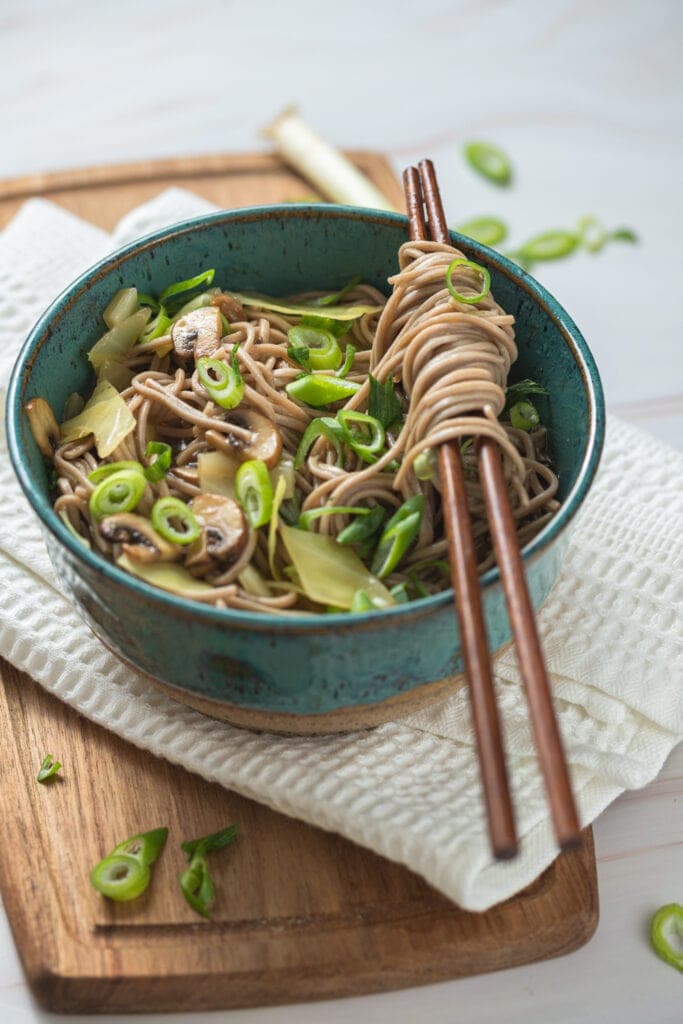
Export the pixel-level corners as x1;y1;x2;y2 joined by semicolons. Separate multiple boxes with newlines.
7;206;604;732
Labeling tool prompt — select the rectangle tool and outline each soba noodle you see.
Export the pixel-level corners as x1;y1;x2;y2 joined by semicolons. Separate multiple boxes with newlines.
34;240;559;615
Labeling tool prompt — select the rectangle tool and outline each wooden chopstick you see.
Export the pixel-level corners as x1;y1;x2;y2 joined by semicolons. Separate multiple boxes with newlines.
403;166;518;860
415;159;581;851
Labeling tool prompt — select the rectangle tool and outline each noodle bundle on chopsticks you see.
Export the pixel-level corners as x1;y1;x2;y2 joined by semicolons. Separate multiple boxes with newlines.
26;244;559;616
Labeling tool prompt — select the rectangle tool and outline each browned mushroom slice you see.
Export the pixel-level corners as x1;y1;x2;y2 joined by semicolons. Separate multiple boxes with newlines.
99;513;180;562
211;292;246;323
25;398;60;458
171;306;224;361
218;408;282;469
185;493;252;581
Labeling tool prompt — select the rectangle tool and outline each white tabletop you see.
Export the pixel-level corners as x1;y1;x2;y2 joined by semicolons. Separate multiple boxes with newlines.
2;0;681;1020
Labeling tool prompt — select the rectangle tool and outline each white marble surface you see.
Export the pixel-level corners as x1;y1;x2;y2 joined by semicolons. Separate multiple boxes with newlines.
1;0;682;1020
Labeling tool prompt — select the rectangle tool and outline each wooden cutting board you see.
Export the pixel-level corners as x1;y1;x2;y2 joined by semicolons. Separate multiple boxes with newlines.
0;151;598;1014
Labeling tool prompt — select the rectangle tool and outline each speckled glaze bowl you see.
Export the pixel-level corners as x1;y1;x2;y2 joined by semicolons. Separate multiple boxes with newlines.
7;206;604;733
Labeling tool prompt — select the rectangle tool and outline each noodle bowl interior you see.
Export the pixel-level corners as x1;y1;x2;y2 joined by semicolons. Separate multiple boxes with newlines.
27;240;559;615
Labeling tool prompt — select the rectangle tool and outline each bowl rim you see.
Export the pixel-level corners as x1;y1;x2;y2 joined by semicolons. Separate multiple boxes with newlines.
6;203;605;632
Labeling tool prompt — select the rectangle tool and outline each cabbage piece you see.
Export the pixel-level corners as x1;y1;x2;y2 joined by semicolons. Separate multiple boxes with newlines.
117;554;215;596
238;563;272;597
88;308;151;371
103;287;139;328
60;380;135;458
197;450;239;500
227;291;382;320
98;359;134;392
280;524;394;610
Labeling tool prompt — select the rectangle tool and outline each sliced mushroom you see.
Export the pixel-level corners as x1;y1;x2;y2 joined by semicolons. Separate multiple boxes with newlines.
25;398;60;458
171;306;224;361
211;292;246;323
185;493;252;581
210;408;282;469
99;513;180;562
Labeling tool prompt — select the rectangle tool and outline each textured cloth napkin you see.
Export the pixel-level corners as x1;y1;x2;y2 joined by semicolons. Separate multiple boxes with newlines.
1;192;681;911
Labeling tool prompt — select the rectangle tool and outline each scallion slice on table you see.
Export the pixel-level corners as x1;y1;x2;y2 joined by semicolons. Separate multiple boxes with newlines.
196;352;244;409
151;496;201;546
89;468;147;520
650;903;683;973
463;140;512;186
235;459;274;528
90;827;168;902
456;216;508;247
37;754;62;783
446;258;491;305
515;229;579;263
611;226;638;243
180;825;238;919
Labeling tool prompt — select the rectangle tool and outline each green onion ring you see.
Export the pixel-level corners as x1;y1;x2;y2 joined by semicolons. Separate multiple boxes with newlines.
89;468;146;520
445;258;491;305
235;459;274;528
151;496;201;546
144;441;172;482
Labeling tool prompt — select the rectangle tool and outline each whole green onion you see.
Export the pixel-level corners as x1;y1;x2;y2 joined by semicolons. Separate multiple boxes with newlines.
463;141;512;186
337;410;385;463
371;494;424;579
197;354;244;409
287;325;342;371
294;416;345;468
509;400;540;431
144;441;173;482
457;216;508;247
337;504;387;546
151;496;201;545
89;468;146;520
298;505;371;531
235;459;274;528
286;374;361;408
445;257;491;305
516;230;578;262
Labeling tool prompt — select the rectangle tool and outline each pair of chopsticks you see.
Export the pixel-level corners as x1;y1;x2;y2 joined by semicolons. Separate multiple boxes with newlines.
404;161;580;859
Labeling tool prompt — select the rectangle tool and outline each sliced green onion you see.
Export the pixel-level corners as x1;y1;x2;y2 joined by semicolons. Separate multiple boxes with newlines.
88;460;144;485
235;459;273;528
294;416;344;468
368;374;403;430
446;258;491;305
350;589;375;612
517;230;578;262
151;496;201;545
456;216;508;247
111;827;169;866
137;292;160;311
408;569;430;599
225;290;382;321
180;825;238;919
144;441;172;482
390;582;411;605
337;410;385;462
611;226;638;243
578;215;607;254
314;274;362;307
139;307;173;345
413;448;438;481
287;325;342;371
299;313;352;339
286;375;360;407
336;344;356;378
371;494;424;579
37;754;62;783
89;468;146;520
91;855;150;902
650;903;683;973
509;400;540;431
337;504;387;546
172;287;221;321
298;505;371;531
159;268;215;304
90;827;167;902
463;141;512;186
196;355;244;409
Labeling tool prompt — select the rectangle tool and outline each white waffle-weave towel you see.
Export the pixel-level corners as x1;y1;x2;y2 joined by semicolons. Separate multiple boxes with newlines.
0;192;681;911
